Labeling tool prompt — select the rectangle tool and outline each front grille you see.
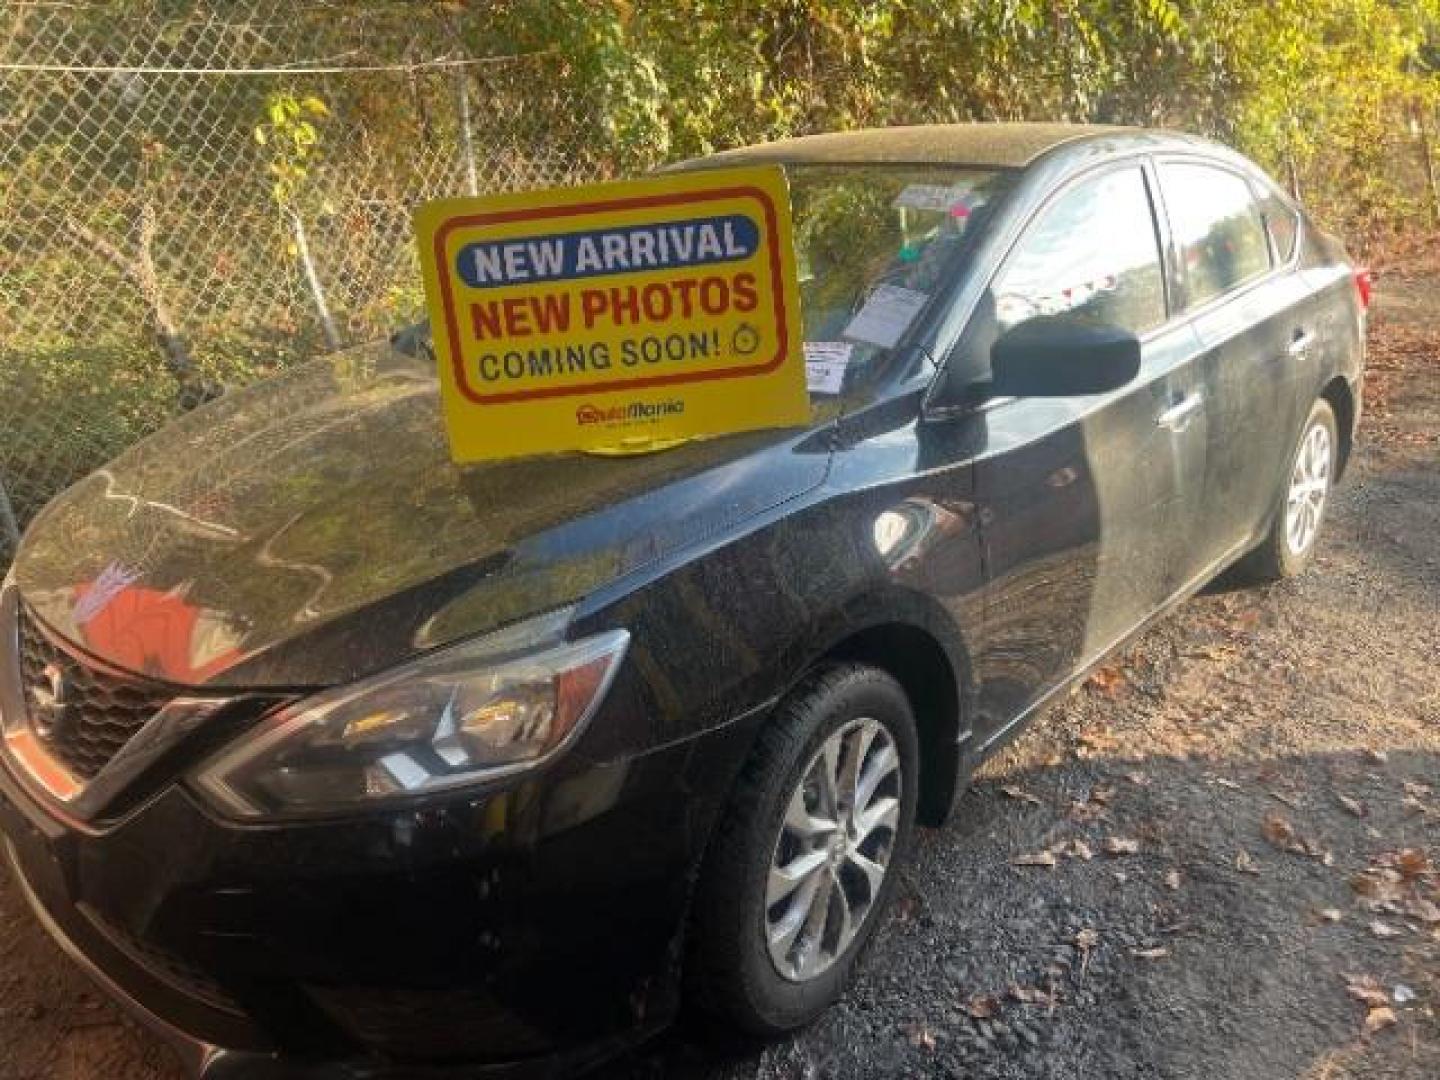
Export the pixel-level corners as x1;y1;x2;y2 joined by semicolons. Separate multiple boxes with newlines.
17;607;172;780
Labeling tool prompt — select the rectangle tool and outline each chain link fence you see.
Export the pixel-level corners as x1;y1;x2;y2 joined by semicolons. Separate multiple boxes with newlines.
0;1;609;565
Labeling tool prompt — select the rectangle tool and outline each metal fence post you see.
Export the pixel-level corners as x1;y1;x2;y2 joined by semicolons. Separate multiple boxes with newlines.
455;65;479;196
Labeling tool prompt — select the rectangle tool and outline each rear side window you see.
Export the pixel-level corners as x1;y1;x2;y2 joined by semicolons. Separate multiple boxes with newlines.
994;166;1166;336
1161;163;1271;308
1256;186;1300;263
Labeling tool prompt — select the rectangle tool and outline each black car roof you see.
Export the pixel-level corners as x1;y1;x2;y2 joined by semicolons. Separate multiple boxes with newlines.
675;122;1213;172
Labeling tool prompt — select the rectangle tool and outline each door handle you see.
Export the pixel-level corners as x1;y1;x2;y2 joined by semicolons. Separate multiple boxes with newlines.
1287;329;1316;356
1156;392;1203;432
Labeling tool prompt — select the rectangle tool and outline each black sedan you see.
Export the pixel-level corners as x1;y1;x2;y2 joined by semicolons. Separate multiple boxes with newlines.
0;124;1366;1077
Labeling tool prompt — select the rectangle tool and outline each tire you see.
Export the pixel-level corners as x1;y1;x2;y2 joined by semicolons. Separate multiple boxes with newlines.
687;662;920;1035
1236;397;1338;583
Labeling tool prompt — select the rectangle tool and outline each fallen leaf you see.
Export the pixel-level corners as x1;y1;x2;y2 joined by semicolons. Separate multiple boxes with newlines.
1089;785;1116;806
1012;851;1058;868
1074;928;1099;951
1086;666;1126;697
1364;1005;1397;1035
1235;850;1261;875
1164;869;1182;891
1394;848;1432;880
1353;882;1405;914
1104;837;1140;856
1336;793;1367;818
1261;812;1325;858
1009;984;1056;1007
1067;839;1095;862
962;993;1000;1019
902;1021;937;1051
1345;974;1390;1009
1406;897;1440;924
1000;785;1044;806
1369;920;1403;940
1267;817;1301;852
1402;792;1432;816
1131;946;1169;959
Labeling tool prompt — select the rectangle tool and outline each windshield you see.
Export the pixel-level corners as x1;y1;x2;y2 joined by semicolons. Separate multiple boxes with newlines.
786;163;1014;400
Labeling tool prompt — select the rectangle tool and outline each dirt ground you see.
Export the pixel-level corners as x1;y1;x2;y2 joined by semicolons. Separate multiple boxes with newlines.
1;273;1436;1080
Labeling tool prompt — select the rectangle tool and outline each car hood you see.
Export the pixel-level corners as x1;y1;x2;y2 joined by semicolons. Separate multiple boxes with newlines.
12;340;831;689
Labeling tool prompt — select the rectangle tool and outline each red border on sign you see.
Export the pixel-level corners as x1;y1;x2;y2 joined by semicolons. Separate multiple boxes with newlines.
432;186;790;405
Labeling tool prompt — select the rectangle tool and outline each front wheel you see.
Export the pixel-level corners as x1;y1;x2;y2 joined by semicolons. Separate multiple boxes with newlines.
1237;397;1338;582
686;663;919;1035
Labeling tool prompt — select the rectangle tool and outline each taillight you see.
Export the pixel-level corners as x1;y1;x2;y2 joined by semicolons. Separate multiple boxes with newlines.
1354;267;1374;311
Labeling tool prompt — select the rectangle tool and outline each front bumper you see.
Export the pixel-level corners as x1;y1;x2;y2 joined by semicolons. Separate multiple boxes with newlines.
3;835;237;1075
0;711;761;1077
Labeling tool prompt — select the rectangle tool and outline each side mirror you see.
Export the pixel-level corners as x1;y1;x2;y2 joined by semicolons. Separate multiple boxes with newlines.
990;316;1141;397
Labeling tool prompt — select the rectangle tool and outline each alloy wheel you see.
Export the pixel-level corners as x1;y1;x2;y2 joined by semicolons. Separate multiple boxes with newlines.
764;717;902;982
1285;421;1332;556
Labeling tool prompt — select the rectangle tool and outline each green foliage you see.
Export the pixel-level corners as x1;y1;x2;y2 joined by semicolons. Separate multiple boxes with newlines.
535;0;1440;242
254;91;331;207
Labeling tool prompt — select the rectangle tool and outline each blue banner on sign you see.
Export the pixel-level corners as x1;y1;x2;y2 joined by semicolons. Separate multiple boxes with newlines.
456;214;760;289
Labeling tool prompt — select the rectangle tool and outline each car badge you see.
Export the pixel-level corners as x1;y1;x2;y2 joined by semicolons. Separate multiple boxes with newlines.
30;660;77;741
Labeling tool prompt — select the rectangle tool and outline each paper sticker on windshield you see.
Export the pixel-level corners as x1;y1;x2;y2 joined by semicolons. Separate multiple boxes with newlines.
415;166;808;463
842;284;929;349
893;183;975;213
804;341;852;395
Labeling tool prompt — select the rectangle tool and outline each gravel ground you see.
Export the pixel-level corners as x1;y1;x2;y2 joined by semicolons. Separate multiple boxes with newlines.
2;275;1437;1080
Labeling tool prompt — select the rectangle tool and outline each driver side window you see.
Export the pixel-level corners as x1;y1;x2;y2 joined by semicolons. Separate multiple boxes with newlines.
995;166;1167;337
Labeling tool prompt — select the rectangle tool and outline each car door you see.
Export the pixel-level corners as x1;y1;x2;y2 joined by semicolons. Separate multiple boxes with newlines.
959;162;1208;747
1154;160;1313;582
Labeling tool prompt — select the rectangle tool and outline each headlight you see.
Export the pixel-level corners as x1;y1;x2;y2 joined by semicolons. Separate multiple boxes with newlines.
192;608;629;819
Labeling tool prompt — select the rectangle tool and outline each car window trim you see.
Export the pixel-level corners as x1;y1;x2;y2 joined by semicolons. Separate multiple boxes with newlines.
922;152;1177;419
990;159;1173;336
981;157;1171;322
1140;155;1184;327
1153;154;1297;320
1249;175;1303;266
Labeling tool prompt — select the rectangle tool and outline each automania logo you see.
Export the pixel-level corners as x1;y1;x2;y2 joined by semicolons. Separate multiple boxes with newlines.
576;400;685;425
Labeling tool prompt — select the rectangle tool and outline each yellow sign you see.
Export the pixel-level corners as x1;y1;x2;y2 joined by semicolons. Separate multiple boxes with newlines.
414;166;809;462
